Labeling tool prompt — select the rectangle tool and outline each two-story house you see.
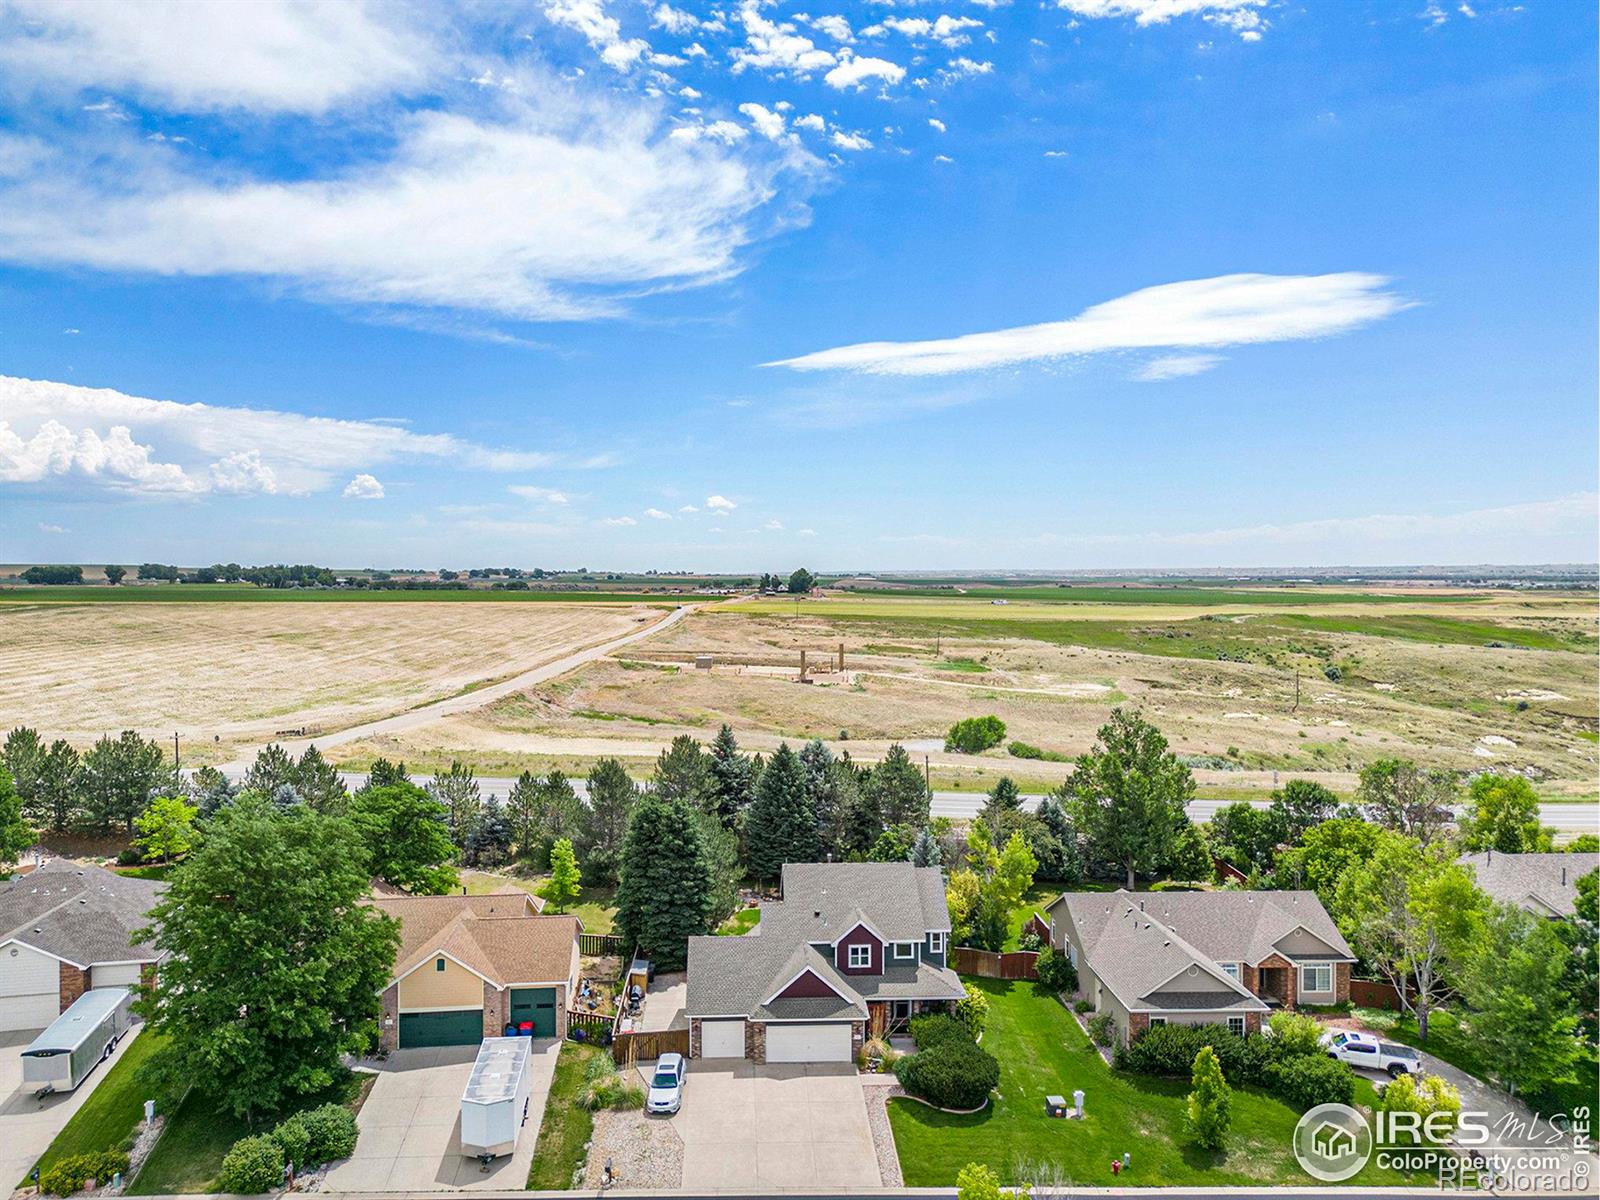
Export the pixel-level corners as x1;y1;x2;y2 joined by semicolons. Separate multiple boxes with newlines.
1045;889;1356;1047
685;861;965;1063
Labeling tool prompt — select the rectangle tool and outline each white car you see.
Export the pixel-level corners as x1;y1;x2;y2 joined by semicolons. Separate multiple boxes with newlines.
646;1052;686;1114
1320;1029;1422;1077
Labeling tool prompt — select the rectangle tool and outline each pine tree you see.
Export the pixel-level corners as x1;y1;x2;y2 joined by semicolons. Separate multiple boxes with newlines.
537;771;584;846
1;727;43;818
910;826;942;867
78;730;165;832
362;759;410;791
540;838;583;913
978;776;1021;837
1185;1045;1231;1151
744;742;817;880
294;745;347;814
507;771;540;858
464;793;513;866
866;743;930;828
614;795;713;969
812;757;860;861
244;743;298;797
35;740;81;833
653;735;714;808
190;766;236;816
707;725;756;825
580;758;636;884
428;761;482;846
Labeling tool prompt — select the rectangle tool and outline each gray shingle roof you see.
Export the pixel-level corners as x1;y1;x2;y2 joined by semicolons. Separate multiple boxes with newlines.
0;862;165;967
1460;851;1599;917
687;862;961;1020
1142;991;1265;1012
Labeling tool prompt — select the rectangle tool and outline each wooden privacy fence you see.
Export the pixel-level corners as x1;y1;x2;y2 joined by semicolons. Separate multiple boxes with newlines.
612;1028;690;1065
579;932;625;957
1349;977;1406;1011
566;1009;612;1040
952;946;1039;980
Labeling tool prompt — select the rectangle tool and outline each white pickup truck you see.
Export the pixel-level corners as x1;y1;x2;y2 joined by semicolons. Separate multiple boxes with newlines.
1320;1029;1423;1077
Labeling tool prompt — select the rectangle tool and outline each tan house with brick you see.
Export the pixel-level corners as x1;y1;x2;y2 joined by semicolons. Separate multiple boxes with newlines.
0;862;166;1032
372;891;580;1051
1045;889;1355;1047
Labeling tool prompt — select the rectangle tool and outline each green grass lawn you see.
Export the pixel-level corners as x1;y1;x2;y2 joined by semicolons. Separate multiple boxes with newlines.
1001;885;1057;951
888;979;1434;1187
461;870;618;935
1354;1006;1600;1124
129;1071;370;1194
716;906;760;936
526;1042;603;1189
24;1030;167;1184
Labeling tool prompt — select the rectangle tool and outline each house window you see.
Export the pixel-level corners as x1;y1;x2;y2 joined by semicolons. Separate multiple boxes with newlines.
893;941;915;960
435;957;446;972
929;931;946;955
1227;1017;1246;1037
1301;964;1333;994
1149;1017;1167;1027
1220;962;1240;980
847;944;872;969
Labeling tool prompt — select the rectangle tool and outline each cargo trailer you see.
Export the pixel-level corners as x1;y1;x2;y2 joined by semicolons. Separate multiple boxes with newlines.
460;1037;533;1160
22;988;135;1096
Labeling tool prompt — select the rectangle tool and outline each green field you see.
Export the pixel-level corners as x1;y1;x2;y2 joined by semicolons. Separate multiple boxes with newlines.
840;584;1496;606
0;585;678;604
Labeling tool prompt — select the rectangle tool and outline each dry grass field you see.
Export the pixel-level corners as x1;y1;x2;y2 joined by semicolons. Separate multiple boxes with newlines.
0;600;652;762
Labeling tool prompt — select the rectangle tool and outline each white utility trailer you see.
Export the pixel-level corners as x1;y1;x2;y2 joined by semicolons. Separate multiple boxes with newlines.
22;988;135;1096
460;1037;534;1160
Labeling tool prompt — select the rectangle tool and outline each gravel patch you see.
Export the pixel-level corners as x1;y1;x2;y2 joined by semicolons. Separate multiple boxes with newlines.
862;1078;905;1187
582;1109;682;1191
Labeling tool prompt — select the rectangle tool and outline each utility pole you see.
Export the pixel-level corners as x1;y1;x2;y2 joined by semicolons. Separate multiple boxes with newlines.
1292;669;1300;712
172;731;181;792
924;755;931;793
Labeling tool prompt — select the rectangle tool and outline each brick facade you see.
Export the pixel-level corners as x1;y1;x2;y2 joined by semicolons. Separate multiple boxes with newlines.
746;1019;766;1063
58;961;88;1011
1244;1011;1262;1035
1334;962;1351;1005
379;983;400;1052
483;980;509;1039
1256;953;1298;1009
689;1017;702;1058
1126;1012;1148;1042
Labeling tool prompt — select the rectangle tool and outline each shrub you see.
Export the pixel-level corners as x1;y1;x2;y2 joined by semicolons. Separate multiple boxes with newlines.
1073;998;1094;1014
270;1115;312;1169
1017;929;1043;953
954;984;989;1040
297;1103;359;1163
1265;1011;1324;1058
115;846;143;867
957;1161;1004;1200
581;1054;645;1111
1008;741;1043;760
219;1135;286;1194
1266;1053;1356;1110
1035;946;1078;996
910;1012;970;1050
1185;1046;1232;1151
1115;1022;1272;1083
40;1151;130;1196
1377;1073;1462;1143
862;1036;899;1067
945;716;1007;754
895;1038;1000;1109
1087;1013;1116;1047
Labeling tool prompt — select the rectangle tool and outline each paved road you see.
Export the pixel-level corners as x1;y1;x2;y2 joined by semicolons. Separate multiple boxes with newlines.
218;604;695;772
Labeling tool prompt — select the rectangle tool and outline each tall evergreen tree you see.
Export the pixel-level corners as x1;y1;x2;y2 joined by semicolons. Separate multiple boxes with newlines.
34;739;81;833
244;743;298;797
189;765;236;816
580;757;636;884
1;727;43;819
295;745;348;815
811;756;860;861
978;776;1021;837
614;795;713;968
362;758;411;791
707;725;757;825
506;771;540;859
865;743;930;828
537;771;584;846
78;730;165;832
463;793;514;866
744;742;817;880
428;761;482;845
653;735;714;807
909;825;942;868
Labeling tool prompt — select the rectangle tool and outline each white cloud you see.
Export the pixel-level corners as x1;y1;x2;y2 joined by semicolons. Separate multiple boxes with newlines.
824;54;906;90
937;57;993;82
767;272;1411;377
37;522;67;534
1056;0;1267;41
762;518;784;530
798;527;816;536
342;472;385;499
831;130;873;151
678;503;700;513
0;0;431;113
868;15;984;46
669;117;749;145
928;117;947;132
544;0;650;71
1132;352;1224;381
934;153;953;163
730;2;837;75
651;2;700;33
810;14;854;41
601;514;638;526
1043;149;1069;158
793;113;826;132
643;507;672;519
0;374;550;497
508;484;570;504
705;494;737;511
739;102;787;141
0;78;800;323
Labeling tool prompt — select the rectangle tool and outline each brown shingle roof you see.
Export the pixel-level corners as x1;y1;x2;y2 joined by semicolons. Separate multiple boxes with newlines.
372;893;577;988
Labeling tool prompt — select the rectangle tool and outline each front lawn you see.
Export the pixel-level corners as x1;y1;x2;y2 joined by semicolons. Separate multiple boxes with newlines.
25;1030;167;1184
526;1042;603;1189
129;1070;372;1194
888;979;1434;1187
1354;1006;1600;1125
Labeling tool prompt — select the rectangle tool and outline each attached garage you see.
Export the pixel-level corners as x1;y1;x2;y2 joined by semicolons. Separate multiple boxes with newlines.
699;1018;746;1058
399;1008;483;1048
0;942;62;1032
92;963;145;989
764;1022;853;1063
509;987;557;1037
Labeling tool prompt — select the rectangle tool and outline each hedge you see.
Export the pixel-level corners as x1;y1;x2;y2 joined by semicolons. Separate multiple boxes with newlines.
909;1012;970;1050
39;1151;129;1196
1114;1022;1273;1083
1035;946;1078;995
1266;1052;1357;1110
894;1037;1000;1109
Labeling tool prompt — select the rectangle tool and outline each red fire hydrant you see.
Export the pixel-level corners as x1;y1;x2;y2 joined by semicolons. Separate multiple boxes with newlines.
1110;1160;1122;1177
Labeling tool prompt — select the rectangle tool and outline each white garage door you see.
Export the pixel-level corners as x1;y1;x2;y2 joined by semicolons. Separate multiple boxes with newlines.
0;943;61;1032
765;1022;852;1063
93;963;144;989
699;1018;746;1058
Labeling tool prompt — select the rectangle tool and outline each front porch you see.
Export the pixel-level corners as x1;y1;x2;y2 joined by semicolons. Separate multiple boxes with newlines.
866;998;955;1038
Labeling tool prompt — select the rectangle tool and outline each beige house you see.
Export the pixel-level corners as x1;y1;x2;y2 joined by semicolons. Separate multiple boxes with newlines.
1460;851;1599;918
1045;889;1355;1046
372;892;580;1051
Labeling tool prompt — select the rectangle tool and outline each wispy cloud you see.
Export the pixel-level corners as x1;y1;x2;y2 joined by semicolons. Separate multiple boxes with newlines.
1058;0;1268;42
509;484;570;504
1132;353;1224;381
766;272;1410;377
643;507;672;519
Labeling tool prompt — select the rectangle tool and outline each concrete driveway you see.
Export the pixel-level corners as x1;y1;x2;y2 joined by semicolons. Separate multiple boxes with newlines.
324;1039;559;1192
669;1059;878;1190
0;1026;142;1189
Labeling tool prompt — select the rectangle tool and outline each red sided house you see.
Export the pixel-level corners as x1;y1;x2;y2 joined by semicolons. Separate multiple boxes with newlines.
685;862;965;1063
1045;889;1355;1047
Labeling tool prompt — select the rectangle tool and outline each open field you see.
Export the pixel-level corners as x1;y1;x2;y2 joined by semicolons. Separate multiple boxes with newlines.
0;585;683;604
0;601;655;761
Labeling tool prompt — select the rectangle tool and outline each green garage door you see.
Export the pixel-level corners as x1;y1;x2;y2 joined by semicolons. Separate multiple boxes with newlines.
399;1009;483;1048
509;988;557;1037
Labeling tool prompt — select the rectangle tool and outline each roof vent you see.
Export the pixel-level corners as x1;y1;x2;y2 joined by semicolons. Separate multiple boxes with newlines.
1138;900;1145;912
814;910;821;919
1562;866;1568;886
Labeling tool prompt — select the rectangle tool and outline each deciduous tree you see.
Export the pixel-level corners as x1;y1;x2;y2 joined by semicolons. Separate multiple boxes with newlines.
1356;759;1454;846
346;782;458;894
539;838;583;913
0;766;35;867
134;795;196;863
1269;779;1339;841
1185;1044;1231;1151
1458;773;1552;853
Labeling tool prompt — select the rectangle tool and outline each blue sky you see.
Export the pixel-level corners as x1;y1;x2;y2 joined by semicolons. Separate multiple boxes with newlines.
0;0;1594;571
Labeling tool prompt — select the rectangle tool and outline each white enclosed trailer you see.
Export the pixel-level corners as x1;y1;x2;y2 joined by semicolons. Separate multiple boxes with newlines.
460;1037;533;1160
21;988;135;1096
